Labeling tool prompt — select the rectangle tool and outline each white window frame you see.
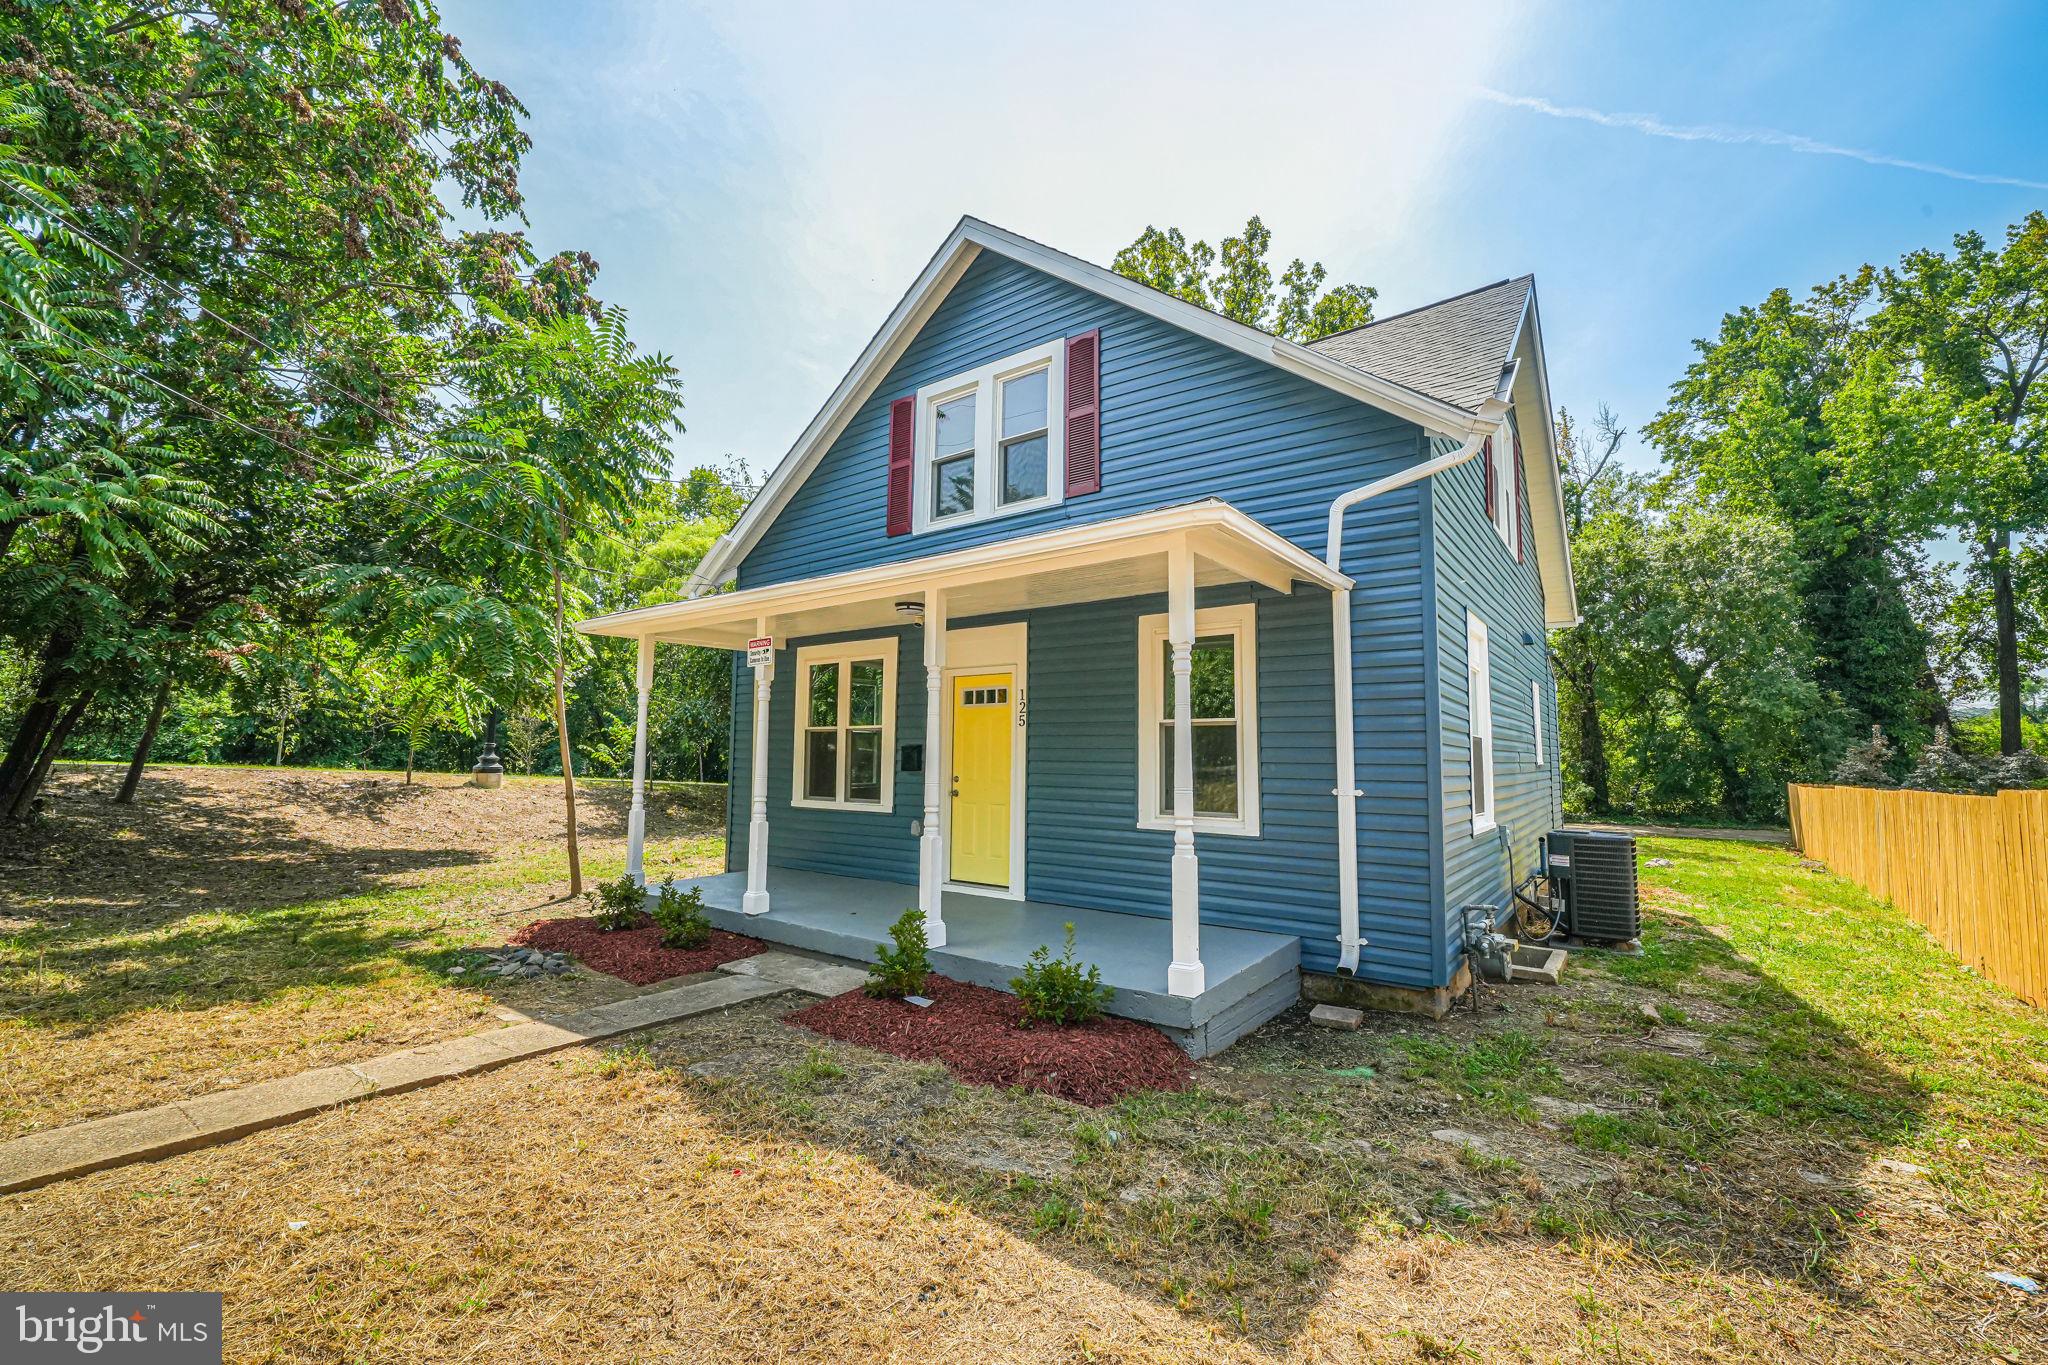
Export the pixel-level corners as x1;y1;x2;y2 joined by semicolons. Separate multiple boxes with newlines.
1532;676;1545;767
790;638;897;813
1487;413;1518;552
911;338;1067;533
1136;602;1261;838
1467;611;1496;835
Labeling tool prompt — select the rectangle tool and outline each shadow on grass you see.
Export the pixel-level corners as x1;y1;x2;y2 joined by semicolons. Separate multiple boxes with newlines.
637;892;1933;1349
0;766;722;1035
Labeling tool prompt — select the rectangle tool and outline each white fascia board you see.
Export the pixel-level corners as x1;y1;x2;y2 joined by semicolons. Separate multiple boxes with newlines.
581;500;1351;641
698;216;1497;590
1506;286;1580;628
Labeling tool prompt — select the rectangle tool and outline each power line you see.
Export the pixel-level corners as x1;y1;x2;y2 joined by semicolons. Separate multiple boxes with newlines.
0;292;632;586
0;178;659;554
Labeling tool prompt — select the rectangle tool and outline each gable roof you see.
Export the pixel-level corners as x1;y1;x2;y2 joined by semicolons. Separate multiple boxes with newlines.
691;217;1577;625
1306;276;1534;413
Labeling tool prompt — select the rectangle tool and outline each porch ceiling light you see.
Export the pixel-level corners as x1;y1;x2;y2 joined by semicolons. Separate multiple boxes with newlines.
894;599;926;622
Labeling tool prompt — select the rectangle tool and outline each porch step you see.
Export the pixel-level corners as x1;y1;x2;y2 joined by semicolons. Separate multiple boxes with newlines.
718;951;869;997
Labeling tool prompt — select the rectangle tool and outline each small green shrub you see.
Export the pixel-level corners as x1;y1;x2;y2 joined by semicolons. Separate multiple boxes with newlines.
1011;922;1112;1027
650;882;713;949
866;908;931;999
587;875;645;932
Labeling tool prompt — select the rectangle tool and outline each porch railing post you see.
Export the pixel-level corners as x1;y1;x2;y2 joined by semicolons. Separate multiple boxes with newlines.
1166;542;1205;996
743;615;774;916
920;586;949;947
626;634;655;885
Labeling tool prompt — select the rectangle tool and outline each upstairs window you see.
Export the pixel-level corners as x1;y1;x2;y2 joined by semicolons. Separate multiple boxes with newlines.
1485;413;1520;552
1467;611;1495;834
912;339;1066;531
791;640;896;812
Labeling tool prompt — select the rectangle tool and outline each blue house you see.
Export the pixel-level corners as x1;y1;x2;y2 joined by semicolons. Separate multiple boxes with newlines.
580;218;1575;1054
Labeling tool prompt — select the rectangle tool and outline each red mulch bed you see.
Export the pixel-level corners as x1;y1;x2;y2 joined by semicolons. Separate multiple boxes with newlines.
510;914;768;986
785;974;1194;1107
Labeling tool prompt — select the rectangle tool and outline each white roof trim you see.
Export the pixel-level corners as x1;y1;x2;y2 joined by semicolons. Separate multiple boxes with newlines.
1503;284;1580;628
692;216;1495;592
587;500;1349;647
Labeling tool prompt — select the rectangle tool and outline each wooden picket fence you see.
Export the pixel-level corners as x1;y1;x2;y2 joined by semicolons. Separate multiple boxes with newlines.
1787;783;2048;1008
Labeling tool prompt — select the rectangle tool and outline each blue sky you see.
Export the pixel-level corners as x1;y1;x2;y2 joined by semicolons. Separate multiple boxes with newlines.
440;0;2048;480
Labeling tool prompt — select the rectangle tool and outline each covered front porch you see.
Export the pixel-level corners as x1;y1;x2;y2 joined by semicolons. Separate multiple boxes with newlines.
668;867;1301;1057
579;500;1352;1032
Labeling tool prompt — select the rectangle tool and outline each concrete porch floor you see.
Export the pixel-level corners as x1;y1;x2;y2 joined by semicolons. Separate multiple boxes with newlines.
659;869;1302;1058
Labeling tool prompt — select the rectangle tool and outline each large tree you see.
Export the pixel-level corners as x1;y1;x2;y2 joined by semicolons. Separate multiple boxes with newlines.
1112;216;1376;341
1549;405;1627;814
0;0;530;818
1645;277;1941;765
1573;488;1828;819
1860;212;2048;754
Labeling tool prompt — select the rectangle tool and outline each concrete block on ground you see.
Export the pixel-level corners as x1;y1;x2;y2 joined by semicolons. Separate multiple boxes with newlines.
0;1105;206;1194
1309;1004;1365;1030
1508;944;1567;986
173;1066;371;1140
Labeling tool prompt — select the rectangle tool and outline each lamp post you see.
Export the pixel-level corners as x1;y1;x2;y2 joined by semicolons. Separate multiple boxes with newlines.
471;710;505;789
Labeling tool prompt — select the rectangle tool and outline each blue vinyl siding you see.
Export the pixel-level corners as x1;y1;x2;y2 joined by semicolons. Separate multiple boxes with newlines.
726;252;1447;984
1430;412;1565;966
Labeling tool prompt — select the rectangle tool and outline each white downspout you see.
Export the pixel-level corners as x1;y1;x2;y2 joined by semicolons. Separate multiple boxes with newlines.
1326;393;1510;975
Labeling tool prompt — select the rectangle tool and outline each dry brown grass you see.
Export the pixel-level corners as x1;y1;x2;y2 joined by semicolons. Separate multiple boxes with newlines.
2;774;2041;1361
0;765;724;1136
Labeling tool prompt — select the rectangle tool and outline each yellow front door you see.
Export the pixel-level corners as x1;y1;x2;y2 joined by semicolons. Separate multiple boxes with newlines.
949;671;1014;887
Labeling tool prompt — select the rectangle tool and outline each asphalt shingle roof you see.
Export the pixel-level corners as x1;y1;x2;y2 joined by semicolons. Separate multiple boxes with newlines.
1306;275;1532;413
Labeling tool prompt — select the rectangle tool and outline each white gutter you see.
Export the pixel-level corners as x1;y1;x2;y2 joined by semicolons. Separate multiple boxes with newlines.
1325;386;1512;975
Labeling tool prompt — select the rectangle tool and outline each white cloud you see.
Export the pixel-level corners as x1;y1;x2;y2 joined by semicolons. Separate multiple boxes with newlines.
1474;86;2048;192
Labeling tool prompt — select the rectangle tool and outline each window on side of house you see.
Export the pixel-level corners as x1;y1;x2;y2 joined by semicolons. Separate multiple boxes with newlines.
1136;603;1260;837
1532;677;1545;767
1467;611;1495;834
1487;414;1519;551
791;640;896;812
913;339;1066;531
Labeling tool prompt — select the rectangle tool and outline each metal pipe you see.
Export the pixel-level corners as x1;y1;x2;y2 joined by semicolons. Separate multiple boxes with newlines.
1325;403;1507;974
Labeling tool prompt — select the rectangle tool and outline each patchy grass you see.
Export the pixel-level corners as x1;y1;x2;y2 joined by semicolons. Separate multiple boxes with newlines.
0;766;724;1136
3;797;2043;1360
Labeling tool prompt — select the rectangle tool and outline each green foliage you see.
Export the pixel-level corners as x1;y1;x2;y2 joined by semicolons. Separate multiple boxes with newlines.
1565;484;1830;819
1010;923;1113;1027
865;909;931;1000
1830;725;1898;787
587;876;645;932
650;881;712;950
1111;217;1375;341
1903;726;1985;793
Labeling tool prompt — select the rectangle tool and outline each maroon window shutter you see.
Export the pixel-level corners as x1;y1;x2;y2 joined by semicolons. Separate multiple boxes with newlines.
1481;436;1496;522
886;396;915;536
1064;329;1101;497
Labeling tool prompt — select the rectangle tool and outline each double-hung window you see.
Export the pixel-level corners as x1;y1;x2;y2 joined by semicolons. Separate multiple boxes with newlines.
913;339;1066;531
1136;603;1260;837
791;640;896;812
1467;611;1495;834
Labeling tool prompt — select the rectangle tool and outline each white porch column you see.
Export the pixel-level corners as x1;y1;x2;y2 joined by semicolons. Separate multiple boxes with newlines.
1166;542;1205;997
625;634;655;885
743;615;774;916
919;586;949;948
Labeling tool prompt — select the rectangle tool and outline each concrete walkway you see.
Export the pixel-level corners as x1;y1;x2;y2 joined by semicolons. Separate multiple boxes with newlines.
0;972;793;1196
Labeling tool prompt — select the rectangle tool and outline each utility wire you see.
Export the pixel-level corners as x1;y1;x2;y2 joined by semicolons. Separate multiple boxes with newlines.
0;178;662;557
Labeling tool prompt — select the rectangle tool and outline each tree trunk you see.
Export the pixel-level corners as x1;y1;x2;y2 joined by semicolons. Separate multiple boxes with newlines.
7;691;91;821
405;740;415;786
0;633;77;805
114;678;173;805
1573;650;1610;814
1988;530;2023;756
551;555;582;896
